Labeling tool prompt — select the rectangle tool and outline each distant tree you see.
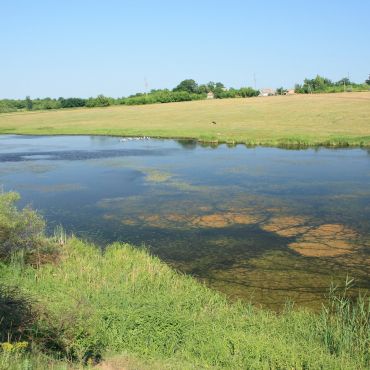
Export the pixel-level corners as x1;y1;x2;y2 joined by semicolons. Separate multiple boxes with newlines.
97;94;111;106
310;75;333;90
296;75;335;93
59;97;86;108
206;81;216;92
173;79;199;93
366;74;370;85
86;95;110;107
198;84;209;94
238;87;259;97
276;87;287;95
336;77;351;86
25;96;33;110
215;82;225;90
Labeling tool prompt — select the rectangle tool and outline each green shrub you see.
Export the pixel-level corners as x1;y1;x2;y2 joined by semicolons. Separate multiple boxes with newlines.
86;95;111;107
0;285;35;343
0;192;57;264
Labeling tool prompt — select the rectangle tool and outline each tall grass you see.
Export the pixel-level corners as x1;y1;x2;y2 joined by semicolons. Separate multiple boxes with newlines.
319;278;369;365
1;238;369;369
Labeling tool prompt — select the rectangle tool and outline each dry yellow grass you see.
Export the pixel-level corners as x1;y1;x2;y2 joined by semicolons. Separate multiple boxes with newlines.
1;92;370;146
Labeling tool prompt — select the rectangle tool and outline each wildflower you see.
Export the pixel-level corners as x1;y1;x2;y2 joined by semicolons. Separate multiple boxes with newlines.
1;342;13;352
0;341;28;352
14;341;28;350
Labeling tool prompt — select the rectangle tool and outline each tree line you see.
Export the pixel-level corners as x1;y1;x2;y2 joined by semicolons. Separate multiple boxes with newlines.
0;75;369;113
0;79;259;113
294;74;370;94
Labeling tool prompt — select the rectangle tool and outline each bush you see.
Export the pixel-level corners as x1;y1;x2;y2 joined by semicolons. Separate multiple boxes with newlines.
121;90;205;105
59;97;86;109
0;285;35;343
30;98;61;111
86;95;111;107
0;192;57;264
238;87;260;97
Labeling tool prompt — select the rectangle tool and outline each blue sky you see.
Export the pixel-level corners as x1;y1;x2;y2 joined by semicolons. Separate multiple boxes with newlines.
1;0;369;98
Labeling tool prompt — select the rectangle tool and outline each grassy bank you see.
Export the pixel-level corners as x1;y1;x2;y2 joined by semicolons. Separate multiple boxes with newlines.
0;193;369;369
1;92;370;147
2;239;370;369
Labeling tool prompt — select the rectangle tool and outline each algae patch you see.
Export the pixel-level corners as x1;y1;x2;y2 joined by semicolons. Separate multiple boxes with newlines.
289;224;358;257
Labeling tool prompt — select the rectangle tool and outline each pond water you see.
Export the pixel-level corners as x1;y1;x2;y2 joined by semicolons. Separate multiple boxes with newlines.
1;135;369;309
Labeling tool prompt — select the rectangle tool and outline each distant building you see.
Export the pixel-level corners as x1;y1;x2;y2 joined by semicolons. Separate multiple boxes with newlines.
207;91;215;99
285;89;295;95
259;88;276;97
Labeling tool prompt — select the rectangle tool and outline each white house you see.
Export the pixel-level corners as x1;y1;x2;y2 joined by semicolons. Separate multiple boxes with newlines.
259;88;276;97
207;92;214;99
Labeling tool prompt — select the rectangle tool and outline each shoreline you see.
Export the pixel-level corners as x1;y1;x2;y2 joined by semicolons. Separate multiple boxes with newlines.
1;131;370;148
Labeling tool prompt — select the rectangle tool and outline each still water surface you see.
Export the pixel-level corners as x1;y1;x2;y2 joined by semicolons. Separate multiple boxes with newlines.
1;135;369;309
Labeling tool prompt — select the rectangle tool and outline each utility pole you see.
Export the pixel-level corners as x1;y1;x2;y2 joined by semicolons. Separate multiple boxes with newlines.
144;77;148;96
253;73;257;90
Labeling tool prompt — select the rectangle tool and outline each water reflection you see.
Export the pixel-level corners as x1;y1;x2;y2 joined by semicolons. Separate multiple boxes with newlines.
0;135;369;310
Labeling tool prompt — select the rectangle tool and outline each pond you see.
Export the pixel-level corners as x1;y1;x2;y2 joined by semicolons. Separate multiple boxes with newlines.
1;135;369;309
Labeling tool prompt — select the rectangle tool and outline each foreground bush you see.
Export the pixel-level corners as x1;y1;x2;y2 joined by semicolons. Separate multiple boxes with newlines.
0;192;57;264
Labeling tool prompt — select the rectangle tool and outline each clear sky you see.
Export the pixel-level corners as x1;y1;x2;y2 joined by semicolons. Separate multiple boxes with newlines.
1;0;369;99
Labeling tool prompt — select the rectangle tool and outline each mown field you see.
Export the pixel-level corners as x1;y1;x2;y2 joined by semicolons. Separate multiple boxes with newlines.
1;92;370;146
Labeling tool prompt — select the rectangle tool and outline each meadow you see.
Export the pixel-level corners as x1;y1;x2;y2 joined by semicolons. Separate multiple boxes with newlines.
1;92;370;146
0;192;369;369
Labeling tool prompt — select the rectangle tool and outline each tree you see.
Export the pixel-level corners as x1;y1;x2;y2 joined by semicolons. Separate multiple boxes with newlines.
0;192;49;260
215;82;225;90
297;75;334;93
25;96;33;110
173;79;198;93
366;74;370;85
59;97;86;108
198;84;209;94
336;77;351;86
86;95;111;107
238;87;259;97
276;87;287;95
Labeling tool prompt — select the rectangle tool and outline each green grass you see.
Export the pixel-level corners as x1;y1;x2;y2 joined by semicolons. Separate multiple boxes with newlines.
1;238;369;369
1;92;370;146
